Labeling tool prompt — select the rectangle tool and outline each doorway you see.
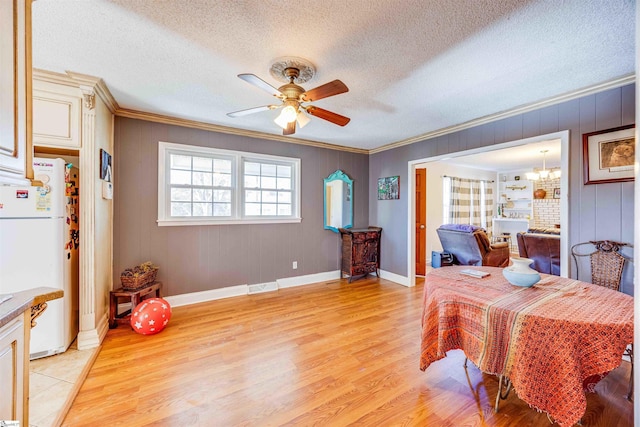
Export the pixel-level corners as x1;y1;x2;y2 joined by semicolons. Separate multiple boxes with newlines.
406;131;570;286
33;149;81;356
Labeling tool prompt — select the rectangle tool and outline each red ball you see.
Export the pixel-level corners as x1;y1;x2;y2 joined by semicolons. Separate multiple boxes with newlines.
130;297;172;335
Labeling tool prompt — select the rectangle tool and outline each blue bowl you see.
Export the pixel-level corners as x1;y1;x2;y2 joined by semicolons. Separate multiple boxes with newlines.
503;268;541;287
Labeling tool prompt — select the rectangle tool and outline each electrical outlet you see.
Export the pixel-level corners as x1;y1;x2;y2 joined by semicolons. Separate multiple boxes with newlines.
292;261;298;270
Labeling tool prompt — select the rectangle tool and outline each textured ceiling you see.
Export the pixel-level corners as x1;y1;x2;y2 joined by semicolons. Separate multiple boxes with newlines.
31;0;635;151
439;138;561;173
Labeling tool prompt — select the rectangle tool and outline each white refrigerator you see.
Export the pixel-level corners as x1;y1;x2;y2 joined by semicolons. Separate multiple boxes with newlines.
0;157;79;359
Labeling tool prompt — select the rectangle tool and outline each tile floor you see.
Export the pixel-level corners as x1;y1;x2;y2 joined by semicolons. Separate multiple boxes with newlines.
28;341;97;427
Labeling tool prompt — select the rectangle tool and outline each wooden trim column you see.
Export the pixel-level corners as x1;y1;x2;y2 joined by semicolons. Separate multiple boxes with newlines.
77;86;100;350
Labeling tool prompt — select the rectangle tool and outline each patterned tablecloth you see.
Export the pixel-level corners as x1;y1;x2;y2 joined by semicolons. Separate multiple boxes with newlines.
420;266;633;427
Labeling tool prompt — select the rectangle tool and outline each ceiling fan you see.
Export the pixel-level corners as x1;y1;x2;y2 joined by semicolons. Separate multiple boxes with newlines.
227;57;350;136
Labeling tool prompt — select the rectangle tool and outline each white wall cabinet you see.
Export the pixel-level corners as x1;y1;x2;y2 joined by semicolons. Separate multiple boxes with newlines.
0;315;27;425
0;0;33;185
33;89;81;149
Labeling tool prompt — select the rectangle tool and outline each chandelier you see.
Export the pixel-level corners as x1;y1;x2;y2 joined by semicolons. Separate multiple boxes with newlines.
525;150;561;181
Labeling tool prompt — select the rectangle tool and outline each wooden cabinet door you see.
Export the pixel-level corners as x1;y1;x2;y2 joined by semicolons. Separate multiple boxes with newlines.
33;89;81;149
0;0;32;185
0;316;26;424
415;168;426;275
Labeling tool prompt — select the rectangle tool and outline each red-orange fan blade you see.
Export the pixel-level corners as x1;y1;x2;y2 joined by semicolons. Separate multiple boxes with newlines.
283;121;296;135
300;80;348;102
306;106;350;126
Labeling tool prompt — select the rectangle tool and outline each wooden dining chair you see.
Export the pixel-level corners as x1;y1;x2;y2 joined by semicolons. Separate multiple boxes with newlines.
571;240;634;400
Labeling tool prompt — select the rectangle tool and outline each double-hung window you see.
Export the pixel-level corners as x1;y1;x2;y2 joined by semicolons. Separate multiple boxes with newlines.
243;159;294;217
158;141;301;226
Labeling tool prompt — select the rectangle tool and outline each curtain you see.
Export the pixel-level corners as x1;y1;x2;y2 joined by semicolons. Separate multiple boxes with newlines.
444;176;493;235
470;180;481;228
483;184;493;235
447;177;471;223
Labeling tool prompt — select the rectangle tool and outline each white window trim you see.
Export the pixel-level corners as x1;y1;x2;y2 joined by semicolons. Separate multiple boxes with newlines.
157;141;301;226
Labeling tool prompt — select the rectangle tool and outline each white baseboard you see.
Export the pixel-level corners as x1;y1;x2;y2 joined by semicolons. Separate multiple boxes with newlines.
155;269;411;309
277;270;341;288
162;271;342;308
96;313;109;343
76;321;103;350
164;284;249;308
379;269;410;287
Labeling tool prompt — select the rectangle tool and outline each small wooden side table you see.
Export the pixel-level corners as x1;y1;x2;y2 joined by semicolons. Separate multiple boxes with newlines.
109;281;162;328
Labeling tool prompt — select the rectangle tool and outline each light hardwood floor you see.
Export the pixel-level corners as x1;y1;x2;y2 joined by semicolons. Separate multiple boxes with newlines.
63;276;632;426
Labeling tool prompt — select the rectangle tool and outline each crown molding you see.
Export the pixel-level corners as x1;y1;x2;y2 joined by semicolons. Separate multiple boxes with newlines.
32;69;120;114
33;68;77;87
65;70;120;113
114;108;369;154
34;69;634;156
369;74;636;154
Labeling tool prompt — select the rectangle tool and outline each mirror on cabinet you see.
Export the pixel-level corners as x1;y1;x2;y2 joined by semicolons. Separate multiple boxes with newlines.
323;169;353;233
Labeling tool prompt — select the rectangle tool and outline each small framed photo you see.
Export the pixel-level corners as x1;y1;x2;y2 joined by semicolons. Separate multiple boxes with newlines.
100;149;112;182
582;125;635;184
553;188;560;199
378;176;399;200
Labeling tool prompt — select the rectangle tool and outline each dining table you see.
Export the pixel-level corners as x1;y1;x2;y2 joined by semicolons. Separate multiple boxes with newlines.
419;265;634;427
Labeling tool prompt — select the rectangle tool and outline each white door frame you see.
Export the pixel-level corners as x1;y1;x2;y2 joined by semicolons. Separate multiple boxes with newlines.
405;130;570;287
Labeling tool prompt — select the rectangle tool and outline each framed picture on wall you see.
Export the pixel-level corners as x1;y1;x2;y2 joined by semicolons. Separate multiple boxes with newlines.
378;176;399;200
100;149;112;182
582;125;635;184
553;188;560;199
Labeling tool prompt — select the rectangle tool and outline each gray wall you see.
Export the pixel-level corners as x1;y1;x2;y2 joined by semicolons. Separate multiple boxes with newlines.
370;84;635;294
113;118;369;296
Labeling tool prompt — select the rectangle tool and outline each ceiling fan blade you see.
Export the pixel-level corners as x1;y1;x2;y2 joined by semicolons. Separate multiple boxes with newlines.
300;80;349;102
283;121;296;136
306;106;350;126
238;74;283;97
227;105;279;118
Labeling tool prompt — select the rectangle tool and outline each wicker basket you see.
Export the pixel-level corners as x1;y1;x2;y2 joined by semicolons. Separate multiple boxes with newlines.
120;265;158;290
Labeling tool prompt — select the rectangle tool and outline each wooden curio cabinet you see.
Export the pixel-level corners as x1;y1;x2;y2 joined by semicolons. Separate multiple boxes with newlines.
339;227;382;282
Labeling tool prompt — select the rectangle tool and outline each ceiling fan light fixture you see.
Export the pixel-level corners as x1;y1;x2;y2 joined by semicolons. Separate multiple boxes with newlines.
274;113;290;129
232;58;350;136
281;105;298;122
296;110;311;128
274;105;298;129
